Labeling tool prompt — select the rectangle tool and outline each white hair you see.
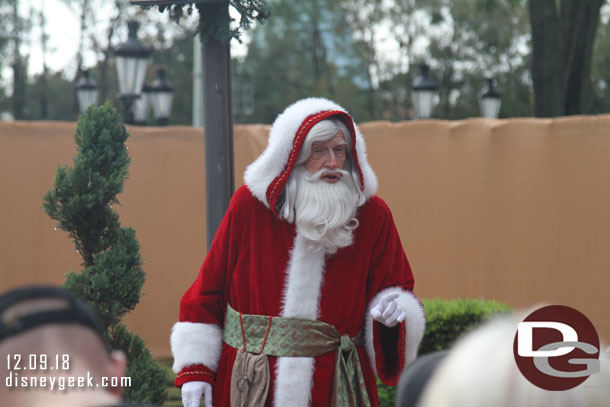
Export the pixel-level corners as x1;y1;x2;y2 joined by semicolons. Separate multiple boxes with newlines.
278;118;366;253
279;118;365;221
298;119;351;163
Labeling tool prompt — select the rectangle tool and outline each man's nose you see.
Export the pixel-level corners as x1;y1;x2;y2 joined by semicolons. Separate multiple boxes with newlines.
326;150;338;168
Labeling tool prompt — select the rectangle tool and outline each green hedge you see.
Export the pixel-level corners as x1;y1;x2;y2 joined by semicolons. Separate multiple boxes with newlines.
377;298;511;406
418;298;511;355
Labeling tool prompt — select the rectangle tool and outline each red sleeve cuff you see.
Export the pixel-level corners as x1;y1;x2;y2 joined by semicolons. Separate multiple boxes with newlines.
373;320;406;386
174;364;215;388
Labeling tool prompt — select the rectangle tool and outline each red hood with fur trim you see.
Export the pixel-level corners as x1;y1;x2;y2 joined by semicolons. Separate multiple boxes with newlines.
244;98;378;215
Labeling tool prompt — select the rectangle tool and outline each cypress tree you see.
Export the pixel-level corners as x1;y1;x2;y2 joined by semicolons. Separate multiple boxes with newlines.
43;102;168;404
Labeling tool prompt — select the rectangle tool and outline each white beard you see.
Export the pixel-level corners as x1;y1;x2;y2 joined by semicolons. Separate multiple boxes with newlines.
283;166;361;254
273;166;362;405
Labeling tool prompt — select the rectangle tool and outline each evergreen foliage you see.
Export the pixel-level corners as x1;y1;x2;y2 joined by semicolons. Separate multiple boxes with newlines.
418;298;511;355
112;323;169;403
146;0;270;43
43;102;168;404
376;377;397;407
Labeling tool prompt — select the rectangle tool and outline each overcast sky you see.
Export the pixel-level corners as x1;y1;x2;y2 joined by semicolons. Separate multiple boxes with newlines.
23;0;82;74
8;0;250;80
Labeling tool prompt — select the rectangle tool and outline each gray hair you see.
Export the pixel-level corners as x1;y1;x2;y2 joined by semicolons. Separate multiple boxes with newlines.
296;118;353;168
277;118;365;220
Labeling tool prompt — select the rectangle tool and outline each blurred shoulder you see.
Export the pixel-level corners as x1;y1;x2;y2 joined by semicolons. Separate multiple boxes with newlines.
229;185;268;214
360;195;393;217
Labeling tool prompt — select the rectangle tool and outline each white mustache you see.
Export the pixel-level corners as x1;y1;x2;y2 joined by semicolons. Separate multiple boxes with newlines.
304;168;350;182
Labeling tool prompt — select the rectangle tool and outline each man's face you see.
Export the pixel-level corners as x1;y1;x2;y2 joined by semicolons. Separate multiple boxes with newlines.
303;131;347;183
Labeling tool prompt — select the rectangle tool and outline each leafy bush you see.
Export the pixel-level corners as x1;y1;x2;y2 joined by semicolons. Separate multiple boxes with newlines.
418;298;511;355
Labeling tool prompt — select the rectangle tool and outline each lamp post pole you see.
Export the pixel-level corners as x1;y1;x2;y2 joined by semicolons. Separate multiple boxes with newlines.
129;0;236;250
199;3;235;249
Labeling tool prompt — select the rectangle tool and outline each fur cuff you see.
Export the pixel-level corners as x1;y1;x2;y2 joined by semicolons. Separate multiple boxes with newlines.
365;287;426;375
170;322;223;373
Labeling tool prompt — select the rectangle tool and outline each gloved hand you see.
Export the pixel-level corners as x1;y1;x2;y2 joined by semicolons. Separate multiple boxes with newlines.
370;292;405;328
182;381;213;407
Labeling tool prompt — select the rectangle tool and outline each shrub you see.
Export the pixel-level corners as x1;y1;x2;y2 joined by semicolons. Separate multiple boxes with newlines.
43;102;168;404
418;298;511;355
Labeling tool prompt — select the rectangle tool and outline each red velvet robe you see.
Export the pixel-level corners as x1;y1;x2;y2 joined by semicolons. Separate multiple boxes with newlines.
174;185;417;406
171;97;425;407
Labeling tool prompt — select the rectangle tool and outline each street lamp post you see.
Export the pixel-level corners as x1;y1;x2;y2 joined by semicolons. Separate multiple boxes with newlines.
75;69;99;114
410;64;439;119
130;0;236;249
149;68;174;126
113;20;151;124
480;78;502;118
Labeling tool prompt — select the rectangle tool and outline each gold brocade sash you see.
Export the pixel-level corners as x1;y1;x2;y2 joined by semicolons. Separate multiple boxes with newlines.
223;303;371;407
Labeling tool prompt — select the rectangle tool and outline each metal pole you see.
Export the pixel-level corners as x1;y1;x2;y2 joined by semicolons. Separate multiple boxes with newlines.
201;14;235;250
121;95;137;124
193;34;204;128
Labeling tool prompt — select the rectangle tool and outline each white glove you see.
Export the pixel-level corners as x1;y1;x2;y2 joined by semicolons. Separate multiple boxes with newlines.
370;292;406;328
182;381;213;407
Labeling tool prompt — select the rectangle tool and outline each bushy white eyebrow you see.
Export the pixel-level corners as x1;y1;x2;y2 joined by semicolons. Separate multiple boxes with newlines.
312;139;347;148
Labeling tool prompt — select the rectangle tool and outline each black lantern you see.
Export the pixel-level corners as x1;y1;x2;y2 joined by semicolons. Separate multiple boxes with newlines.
75;69;98;114
114;20;151;124
480;78;502;118
410;64;439;119
149;68;174;126
133;83;153;125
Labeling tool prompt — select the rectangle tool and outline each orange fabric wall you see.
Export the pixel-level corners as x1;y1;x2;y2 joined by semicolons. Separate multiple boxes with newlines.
1;116;608;357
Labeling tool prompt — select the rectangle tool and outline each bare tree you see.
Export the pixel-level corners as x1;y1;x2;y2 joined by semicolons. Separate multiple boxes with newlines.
38;1;49;119
88;0;130;103
10;0;29;119
59;0;92;116
340;0;385;117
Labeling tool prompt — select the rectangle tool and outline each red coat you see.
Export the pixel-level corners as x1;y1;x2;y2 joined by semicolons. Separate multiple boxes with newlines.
170;98;425;407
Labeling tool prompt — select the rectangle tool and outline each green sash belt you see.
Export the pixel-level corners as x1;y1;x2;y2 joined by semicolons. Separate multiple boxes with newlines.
223;303;371;407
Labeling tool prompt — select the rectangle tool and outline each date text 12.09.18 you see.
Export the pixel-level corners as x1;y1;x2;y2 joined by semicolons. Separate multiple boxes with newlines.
6;354;70;371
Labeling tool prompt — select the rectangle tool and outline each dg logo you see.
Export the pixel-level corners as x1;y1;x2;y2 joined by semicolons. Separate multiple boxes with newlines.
513;305;601;391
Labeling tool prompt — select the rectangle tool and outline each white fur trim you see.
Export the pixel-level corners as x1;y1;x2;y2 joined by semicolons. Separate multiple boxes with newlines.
280;234;326;318
170;322;223;373
274;233;326;407
274;357;315;406
244;97;378;208
365;287;426;375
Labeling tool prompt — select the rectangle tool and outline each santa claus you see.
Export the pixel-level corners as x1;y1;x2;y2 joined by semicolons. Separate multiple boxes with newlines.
171;98;426;407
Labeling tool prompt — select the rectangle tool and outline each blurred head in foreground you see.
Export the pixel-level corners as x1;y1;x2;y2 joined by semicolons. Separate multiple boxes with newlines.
0;285;126;406
398;312;610;407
